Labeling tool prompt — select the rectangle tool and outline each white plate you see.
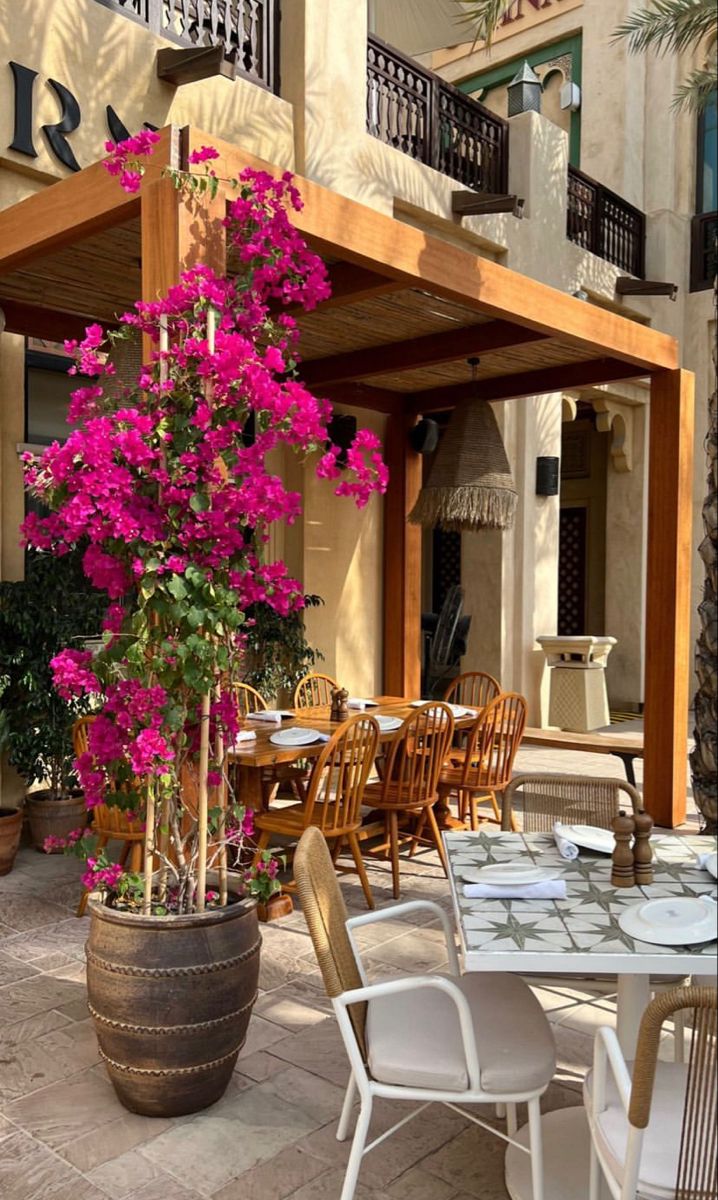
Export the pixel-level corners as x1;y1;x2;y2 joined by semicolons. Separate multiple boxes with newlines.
348;698;379;708
374;714;402;732
702;852;718;880
460;862;560;886
619;897;717;946
269;728;324;747
555;823;615;855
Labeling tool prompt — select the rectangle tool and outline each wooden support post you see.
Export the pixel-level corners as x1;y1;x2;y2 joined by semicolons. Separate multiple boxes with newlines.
383;411;422;698
644;369;694;828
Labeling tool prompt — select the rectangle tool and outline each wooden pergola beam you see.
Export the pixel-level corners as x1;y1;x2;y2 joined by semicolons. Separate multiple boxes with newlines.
300;320;546;388
0;128;178;275
313;382;402;414
317;262;405;310
0;298;106;341
192;128;679;374
407;357;648;413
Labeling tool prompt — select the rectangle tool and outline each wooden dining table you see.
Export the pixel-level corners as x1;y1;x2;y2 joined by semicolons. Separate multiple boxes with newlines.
227;694;478;822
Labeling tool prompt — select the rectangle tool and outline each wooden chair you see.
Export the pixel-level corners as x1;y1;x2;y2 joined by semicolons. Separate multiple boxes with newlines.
73;717;145;917
585;986;717;1200
363;703;454;898
294;671;339;709
437;692;527;830
252;714;380;908
235;682;308;807
444;670;500;710
502;773;642;832
294;826;555;1200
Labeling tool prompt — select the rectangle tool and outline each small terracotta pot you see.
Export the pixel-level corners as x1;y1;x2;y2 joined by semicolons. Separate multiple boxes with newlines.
26;791;87;852
0;807;23;875
86;892;261;1117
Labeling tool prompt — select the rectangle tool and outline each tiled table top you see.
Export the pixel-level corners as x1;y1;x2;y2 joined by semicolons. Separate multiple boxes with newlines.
445;830;718;976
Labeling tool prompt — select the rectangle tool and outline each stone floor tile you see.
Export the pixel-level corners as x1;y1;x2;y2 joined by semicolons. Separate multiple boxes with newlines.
285;1166;392;1199
0;950;41;987
0;971;86;1027
58;1112;172;1173
238;1013;294;1059
362;927;450;975
0;1122;107;1200
258;1063;347;1125
235;1049;291;1083
2;1067;122;1149
123;1178;205;1200
211;1145;330;1200
0;1008;73;1048
0;918;89;963
254;988;332;1032
267;1020;352;1087
87;1148;166;1198
386;1164;457;1199
140;1082;319;1196
0;894;72;932
416;1121;509;1199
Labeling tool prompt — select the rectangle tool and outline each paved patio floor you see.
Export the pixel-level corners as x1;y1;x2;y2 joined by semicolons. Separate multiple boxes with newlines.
0;746;703;1200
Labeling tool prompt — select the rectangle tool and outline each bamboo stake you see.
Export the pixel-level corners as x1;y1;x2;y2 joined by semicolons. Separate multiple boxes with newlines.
157;312;171;902
196;691;211;912
215;688;228;907
142;778;156;915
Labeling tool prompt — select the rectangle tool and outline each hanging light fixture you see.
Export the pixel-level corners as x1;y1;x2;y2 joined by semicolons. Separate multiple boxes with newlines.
408;359;517;532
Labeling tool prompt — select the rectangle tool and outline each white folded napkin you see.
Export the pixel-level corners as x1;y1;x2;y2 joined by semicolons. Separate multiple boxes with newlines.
696;853;716;870
246;710;283;724
553;822;580;860
348;698;378;709
463;880;568;900
233;729;257;745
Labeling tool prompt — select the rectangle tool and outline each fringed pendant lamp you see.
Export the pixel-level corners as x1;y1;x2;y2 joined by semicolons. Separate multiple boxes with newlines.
409;359;517;532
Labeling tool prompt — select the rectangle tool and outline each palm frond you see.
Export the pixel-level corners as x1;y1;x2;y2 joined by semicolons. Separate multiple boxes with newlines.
612;0;716;56
672;66;718;110
455;0;515;49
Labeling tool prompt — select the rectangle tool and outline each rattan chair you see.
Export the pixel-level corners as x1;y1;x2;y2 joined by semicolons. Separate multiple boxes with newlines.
443;670;501;711
294;671;339;709
502;773;642;832
585;986;717;1200
294;826;556;1200
73;717;144;917
252;714;380;908
437;692;527;830
362;703;454;898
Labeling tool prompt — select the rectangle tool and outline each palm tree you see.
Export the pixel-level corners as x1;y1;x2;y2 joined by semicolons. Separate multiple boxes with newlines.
459;0;717;831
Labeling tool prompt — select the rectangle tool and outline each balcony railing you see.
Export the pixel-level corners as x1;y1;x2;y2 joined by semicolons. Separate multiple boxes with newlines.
690;212;718;291
366;35;508;195
567;165;646;278
94;0;279;92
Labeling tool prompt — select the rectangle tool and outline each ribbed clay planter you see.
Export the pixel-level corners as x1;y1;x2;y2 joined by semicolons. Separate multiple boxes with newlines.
0;808;23;875
26;792;87;852
86;895;261;1117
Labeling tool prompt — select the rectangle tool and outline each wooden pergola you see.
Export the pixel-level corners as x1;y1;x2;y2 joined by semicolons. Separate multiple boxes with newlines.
0;126;694;827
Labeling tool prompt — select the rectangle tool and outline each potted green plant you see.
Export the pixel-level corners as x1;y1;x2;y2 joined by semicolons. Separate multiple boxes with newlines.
21;133;387;1117
0;548;105;851
243;593;324;703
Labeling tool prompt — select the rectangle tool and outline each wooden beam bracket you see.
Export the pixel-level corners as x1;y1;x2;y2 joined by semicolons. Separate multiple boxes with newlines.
615;277;678;301
156;46;234;86
452;191;524;219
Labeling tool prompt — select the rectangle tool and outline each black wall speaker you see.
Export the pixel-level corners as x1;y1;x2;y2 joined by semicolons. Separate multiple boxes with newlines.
327;413;357;468
536;456;560;496
409;417;440;455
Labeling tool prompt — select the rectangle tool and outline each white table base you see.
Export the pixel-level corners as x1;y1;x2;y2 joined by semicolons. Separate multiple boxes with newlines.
616;973;651;1056
505;1107;592;1200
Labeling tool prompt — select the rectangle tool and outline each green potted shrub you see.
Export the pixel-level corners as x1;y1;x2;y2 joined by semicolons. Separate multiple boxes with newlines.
243;593;324;703
0;549;105;851
21;136;387;1117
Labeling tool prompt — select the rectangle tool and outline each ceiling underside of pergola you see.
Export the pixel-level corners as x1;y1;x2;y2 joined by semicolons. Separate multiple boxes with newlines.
0;215;645;411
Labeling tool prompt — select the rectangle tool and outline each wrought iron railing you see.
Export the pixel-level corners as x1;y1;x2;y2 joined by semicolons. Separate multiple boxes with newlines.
690;211;718;291
94;0;279;92
567;164;646;278
366;35;508;194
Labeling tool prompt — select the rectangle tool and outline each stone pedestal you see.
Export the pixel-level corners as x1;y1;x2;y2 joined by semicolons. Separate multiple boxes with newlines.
537;636;617;733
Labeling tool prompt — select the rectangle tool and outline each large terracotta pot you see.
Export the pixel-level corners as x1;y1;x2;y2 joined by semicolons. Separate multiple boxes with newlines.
0;807;23;875
86;894;261;1117
26;792;87;852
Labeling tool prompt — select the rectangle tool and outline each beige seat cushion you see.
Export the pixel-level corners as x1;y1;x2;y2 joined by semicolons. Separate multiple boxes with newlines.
584;1061;688;1200
366;971;555;1095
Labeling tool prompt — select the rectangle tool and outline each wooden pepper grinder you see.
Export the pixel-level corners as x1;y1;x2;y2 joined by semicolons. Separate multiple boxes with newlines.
633;809;654;886
611;809;636;888
330;687;349;723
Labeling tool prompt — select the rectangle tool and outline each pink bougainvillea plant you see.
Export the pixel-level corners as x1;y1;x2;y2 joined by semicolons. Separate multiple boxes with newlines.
23;134;388;916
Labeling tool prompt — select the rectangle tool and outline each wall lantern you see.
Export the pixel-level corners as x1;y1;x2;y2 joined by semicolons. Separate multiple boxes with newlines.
409;418;440;455
560;81;582;112
507;62;543;117
536;456;560;496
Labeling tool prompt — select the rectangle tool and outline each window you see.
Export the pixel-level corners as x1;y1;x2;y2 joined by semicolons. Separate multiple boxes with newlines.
25;347;76;447
696;90;717;215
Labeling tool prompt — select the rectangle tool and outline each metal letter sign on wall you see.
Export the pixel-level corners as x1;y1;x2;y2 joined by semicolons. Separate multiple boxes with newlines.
7;60;152;173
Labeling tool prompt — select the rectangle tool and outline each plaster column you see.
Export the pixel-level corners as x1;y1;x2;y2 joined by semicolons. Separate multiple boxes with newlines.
507;110;569;288
604;402;648;706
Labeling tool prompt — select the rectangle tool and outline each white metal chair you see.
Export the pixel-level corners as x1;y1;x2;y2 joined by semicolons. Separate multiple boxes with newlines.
294;826;556;1200
585;985;717;1200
